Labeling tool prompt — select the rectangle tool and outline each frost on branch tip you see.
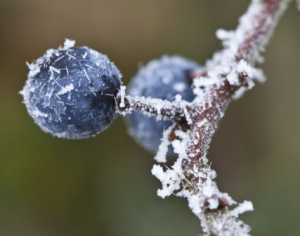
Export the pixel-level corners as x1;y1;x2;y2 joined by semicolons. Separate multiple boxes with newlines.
192;0;291;101
192;59;266;102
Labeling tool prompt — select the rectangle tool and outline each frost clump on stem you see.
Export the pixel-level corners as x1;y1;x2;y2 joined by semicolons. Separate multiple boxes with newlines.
152;126;253;235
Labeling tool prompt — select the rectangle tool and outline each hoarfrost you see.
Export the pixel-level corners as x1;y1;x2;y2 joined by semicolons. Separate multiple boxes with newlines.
117;93;193;123
227;71;240;86
83;67;91;83
183;107;192;125
175;94;182;102
232;87;248;100
119;86;126;108
231;201;254;217
32;108;48;118
63;39;76;50
57;84;74;95
49;66;60;80
151;164;181;199
82;52;88;59
154;124;175;163
253;68;266;83
191;0;285;102
26;62;41;78
26;39;75;79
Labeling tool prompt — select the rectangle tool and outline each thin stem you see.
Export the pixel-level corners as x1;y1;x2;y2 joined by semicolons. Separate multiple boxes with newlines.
115;94;198;125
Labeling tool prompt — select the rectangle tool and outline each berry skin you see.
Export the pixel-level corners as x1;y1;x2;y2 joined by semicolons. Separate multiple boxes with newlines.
125;56;200;155
21;40;122;139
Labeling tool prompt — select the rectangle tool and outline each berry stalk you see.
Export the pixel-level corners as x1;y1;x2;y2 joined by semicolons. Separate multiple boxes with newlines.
115;92;197;125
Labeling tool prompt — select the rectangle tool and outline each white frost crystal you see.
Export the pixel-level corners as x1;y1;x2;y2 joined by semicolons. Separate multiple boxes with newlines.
63;38;76;49
119;86;126;108
151;164;181;198
154;125;175;163
57;84;74;96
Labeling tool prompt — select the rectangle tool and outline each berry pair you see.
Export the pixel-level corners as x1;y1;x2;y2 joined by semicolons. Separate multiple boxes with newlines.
21;41;199;154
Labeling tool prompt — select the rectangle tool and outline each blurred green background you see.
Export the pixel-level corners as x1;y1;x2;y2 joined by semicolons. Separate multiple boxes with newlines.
0;0;300;235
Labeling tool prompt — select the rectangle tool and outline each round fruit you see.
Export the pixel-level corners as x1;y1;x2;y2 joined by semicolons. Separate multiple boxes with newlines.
21;40;122;139
125;56;199;155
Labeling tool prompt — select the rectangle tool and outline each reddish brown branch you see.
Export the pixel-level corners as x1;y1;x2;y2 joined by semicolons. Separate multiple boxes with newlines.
236;0;286;62
186;0;289;163
186;82;234;161
178;0;291;222
118;1;290;233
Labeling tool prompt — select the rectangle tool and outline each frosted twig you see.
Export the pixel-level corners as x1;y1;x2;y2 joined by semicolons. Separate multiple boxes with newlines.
115;0;290;235
188;0;290;168
115;93;198;125
154;124;176;163
150;0;291;235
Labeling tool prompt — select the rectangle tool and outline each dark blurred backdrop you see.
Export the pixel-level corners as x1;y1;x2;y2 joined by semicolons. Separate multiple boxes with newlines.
0;0;300;235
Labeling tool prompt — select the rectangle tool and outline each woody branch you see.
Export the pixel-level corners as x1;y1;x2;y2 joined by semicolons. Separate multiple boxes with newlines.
116;0;291;235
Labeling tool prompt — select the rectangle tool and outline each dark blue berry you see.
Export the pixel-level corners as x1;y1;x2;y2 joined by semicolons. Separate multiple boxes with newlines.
125;56;199;155
21;40;122;139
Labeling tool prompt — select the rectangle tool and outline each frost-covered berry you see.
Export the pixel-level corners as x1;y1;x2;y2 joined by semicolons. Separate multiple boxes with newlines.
125;56;200;154
21;39;122;139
